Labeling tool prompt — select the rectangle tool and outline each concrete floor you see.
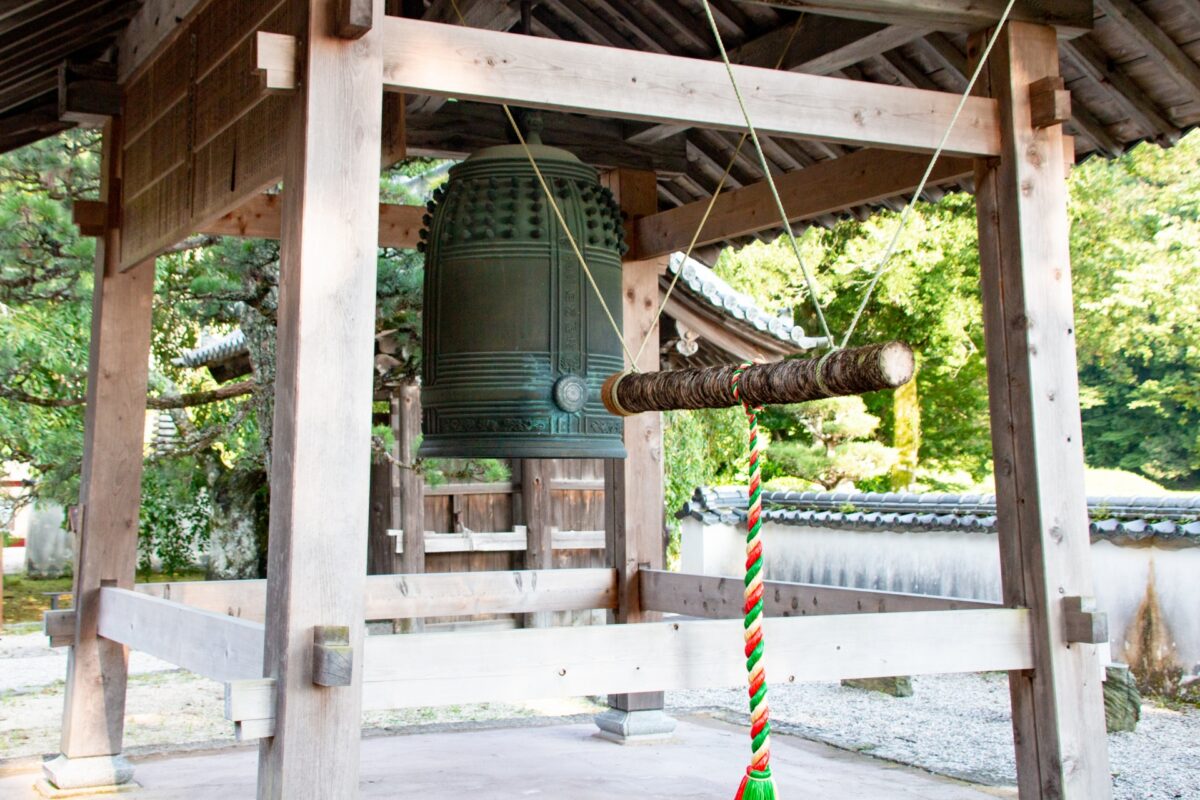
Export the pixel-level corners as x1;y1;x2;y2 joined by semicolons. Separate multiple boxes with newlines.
1;716;1012;799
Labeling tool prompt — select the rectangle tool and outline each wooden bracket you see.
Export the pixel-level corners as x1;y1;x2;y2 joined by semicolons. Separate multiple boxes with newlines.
1029;76;1071;129
73;200;107;237
44;608;76;648
1063;596;1108;645
336;0;374;38
312;625;354;687
58;61;120;127
255;32;298;92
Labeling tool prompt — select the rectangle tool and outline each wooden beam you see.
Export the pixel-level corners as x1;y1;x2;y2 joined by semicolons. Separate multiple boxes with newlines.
640;570;999;619
57;61;120;127
1095;0;1200;104
96;587;264;683
257;0;383;796
136;568;618;623
117;0;206;82
741;0;1093;36
367;17;1001;155
406;102;690;175
972;21;1112;799
226;608;1035;734
519;459;554;628
74;195;425;247
604;168;666;716
631;148;973;260
57;118;156;765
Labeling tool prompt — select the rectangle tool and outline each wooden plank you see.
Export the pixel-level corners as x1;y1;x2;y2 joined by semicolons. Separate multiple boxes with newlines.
257;0;384;795
640;570;1000;619
96;587;264;683
226;608;1035;730
972;21;1112;799
374;16;1001;156
133;568;617;622
423;481;515;497
550;529;605;550
1096;0;1200;104
363;568;618;619
740;0;1093;36
631;148;972;260
196;192;423;247
520;460;553;627
58;118;157;762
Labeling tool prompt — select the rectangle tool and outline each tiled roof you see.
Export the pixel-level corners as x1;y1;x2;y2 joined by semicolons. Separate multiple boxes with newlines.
679;486;1200;548
175;331;248;369
667;254;827;350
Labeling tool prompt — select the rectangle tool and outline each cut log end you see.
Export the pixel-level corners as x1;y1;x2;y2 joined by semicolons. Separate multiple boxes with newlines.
879;341;916;388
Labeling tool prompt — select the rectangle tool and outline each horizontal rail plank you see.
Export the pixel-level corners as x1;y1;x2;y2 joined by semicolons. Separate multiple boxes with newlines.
376;17;1000;156
640;569;1000;618
389;528;605;553
98;587;264;682
422;481;515;496
227;608;1032;732
137;568;616;622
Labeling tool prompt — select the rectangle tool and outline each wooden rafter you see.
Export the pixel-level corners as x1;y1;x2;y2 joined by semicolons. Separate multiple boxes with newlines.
1095;0;1200;104
631;148;974;259
738;0;1094;36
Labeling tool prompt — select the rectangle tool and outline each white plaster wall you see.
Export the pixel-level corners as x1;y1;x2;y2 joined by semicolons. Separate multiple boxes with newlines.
681;519;1200;675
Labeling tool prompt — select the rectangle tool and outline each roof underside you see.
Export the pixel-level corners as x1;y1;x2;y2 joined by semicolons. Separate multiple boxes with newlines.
1;0;1198;248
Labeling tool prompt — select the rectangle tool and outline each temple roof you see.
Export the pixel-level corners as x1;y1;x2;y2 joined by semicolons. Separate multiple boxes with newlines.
678;485;1200;547
1;2;1198;245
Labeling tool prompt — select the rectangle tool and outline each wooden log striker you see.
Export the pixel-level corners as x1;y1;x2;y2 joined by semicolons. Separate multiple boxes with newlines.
601;341;914;415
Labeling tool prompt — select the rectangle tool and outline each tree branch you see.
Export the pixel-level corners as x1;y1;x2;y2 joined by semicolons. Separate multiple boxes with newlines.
0;380;256;410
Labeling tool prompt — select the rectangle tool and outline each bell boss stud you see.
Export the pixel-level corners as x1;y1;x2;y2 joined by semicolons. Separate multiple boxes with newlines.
601;340;915;416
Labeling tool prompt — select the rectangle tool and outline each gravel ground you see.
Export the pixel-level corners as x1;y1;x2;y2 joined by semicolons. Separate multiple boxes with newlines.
3;628;1197;798
669;673;1200;800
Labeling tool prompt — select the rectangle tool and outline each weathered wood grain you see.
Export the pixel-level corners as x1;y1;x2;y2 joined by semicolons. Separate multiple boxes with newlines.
972;22;1113;799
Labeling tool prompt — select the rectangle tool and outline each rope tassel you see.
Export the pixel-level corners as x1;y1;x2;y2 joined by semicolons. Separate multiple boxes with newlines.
732;363;778;800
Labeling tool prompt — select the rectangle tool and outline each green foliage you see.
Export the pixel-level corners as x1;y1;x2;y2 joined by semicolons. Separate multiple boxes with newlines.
138;458;214;576
762;397;898;490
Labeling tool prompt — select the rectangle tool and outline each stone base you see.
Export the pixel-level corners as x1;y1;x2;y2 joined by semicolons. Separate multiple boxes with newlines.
35;778;140;798
41;754;135;793
841;676;913;697
594;708;677;744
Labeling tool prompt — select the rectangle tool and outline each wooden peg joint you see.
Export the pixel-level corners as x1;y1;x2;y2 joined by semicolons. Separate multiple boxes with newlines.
1029;76;1071;129
312;625;354;686
1062;596;1108;645
43;608;76;648
255;32;298;92
335;0;374;38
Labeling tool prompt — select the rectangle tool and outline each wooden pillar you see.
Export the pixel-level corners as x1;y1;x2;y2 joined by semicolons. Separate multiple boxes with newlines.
47;118;155;790
972;22;1112;800
520;458;553;628
396;380;424;632
256;1;383;797
366;458;393;576
599;168;671;723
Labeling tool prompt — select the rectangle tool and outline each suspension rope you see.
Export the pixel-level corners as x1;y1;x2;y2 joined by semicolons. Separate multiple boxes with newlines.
732;362;777;800
698;1;835;348
838;0;1019;348
633;14;807;367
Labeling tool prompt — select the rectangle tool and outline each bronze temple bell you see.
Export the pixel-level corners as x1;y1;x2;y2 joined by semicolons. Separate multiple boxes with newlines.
418;123;628;459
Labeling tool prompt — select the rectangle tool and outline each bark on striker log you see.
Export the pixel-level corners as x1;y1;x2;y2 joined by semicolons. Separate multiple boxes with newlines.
601;341;914;416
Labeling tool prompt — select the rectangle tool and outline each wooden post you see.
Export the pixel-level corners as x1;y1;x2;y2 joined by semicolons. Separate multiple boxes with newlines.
44;118;155;792
256;1;383;797
973;22;1112;800
366;458;393;577
595;169;674;740
396;379;424;632
520;458;553;628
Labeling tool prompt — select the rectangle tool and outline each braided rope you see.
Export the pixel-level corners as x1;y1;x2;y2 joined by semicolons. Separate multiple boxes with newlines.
732;363;777;799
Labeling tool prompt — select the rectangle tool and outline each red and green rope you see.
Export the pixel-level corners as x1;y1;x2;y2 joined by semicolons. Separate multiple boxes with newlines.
732;362;778;800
